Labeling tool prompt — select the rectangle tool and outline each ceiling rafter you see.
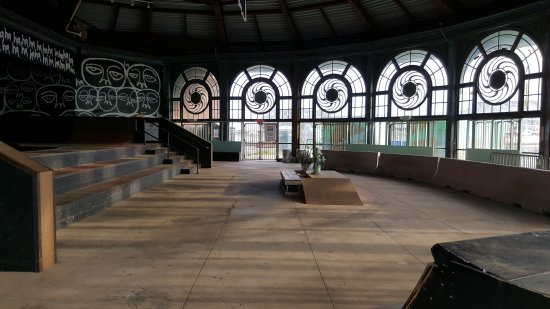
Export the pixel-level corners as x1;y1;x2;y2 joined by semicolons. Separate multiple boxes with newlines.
212;0;227;46
393;0;416;23
85;0;212;15
143;6;152;34
431;0;465;15
346;0;376;31
179;0;211;5
277;0;301;42
320;8;338;39
85;0;347;17
110;5;120;31
253;15;265;51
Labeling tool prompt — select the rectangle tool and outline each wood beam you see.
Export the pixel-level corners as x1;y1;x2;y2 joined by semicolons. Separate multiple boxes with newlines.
143;6;152;34
83;0;347;17
110;5;120;31
430;0;465;15
431;0;452;14
277;0;301;42
346;0;376;31
393;0;416;23
83;0;214;15
253;14;265;51
320;8;338;39
212;0;228;46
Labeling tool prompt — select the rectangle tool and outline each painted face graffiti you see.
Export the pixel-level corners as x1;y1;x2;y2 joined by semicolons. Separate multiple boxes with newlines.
75;58;161;117
36;85;75;116
81;58;125;88
127;64;160;91
4;81;36;110
138;90;159;115
117;88;139;115
76;86;98;111
97;87;117;112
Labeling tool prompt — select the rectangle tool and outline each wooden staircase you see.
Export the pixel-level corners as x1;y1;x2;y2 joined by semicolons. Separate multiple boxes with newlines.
24;144;196;229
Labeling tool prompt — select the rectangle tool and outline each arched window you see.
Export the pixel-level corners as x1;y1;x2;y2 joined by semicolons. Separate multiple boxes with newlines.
301;60;366;120
375;49;448;118
229;65;291;121
456;30;543;158
459;30;543;114
171;67;220;121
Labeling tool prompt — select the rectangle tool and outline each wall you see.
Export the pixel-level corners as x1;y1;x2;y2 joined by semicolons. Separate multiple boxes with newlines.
0;56;162;118
75;57;161;117
0;22;162;119
323;150;550;216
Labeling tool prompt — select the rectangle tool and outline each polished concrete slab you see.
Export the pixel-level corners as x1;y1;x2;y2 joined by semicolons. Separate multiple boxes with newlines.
1;161;550;309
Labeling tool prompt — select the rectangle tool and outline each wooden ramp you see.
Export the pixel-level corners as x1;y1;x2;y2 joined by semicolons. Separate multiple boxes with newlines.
301;171;363;205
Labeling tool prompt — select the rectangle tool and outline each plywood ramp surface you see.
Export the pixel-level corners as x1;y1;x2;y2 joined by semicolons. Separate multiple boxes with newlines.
302;171;362;205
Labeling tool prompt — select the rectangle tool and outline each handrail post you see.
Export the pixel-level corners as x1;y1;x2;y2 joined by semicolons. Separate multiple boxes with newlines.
196;148;199;174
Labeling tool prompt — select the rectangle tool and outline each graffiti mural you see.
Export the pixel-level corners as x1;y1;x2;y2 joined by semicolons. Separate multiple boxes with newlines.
0;25;75;74
0;56;161;118
0;59;75;116
76;58;161;117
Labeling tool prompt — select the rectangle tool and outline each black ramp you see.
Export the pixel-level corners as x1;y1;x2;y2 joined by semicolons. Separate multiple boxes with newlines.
404;231;550;309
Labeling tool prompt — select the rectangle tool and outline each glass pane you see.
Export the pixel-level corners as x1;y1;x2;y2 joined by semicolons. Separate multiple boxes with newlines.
349;122;367;144
373;122;387;145
228;122;242;142
299;122;314;147
521;118;539;153
433;120;446;149
389;122;407;146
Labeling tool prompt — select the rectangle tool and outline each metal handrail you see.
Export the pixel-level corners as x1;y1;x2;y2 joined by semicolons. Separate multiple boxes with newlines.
146;122;200;174
490;151;550;170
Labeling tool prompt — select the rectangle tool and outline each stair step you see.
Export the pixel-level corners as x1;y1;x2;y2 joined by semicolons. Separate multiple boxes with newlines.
55;163;185;229
27;144;162;169
53;153;168;195
145;148;168;155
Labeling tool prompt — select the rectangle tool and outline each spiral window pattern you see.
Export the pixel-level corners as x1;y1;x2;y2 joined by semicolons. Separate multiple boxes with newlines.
391;70;428;110
316;78;348;113
183;83;209;114
245;81;277;114
477;55;520;105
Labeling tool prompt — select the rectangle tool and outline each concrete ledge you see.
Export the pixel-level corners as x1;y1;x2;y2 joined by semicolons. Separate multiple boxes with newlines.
324;150;550;215
433;158;550;214
322;150;378;173
377;153;439;182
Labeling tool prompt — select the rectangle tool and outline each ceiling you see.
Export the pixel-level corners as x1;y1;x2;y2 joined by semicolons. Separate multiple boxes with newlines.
0;0;538;56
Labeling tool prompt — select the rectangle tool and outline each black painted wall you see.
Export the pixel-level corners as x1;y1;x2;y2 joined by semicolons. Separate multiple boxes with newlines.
0;157;36;271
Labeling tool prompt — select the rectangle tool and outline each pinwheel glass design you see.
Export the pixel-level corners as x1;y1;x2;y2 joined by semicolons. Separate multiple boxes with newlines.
477;55;519;105
391;70;428;110
245;81;276;114
183;83;209;114
316;78;348;113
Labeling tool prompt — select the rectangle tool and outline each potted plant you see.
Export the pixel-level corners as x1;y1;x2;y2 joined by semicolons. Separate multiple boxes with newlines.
312;147;325;174
296;149;314;176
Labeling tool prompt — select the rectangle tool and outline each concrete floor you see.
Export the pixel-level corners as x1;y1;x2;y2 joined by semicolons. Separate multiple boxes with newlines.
2;160;550;309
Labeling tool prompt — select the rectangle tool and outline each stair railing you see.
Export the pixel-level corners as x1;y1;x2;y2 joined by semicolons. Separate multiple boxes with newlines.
144;122;200;174
143;118;212;173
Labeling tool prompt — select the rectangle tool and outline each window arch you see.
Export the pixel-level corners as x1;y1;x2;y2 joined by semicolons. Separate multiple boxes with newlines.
171;67;220;121
229;65;292;121
301;60;367;120
375;49;448;118
459;30;543;114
